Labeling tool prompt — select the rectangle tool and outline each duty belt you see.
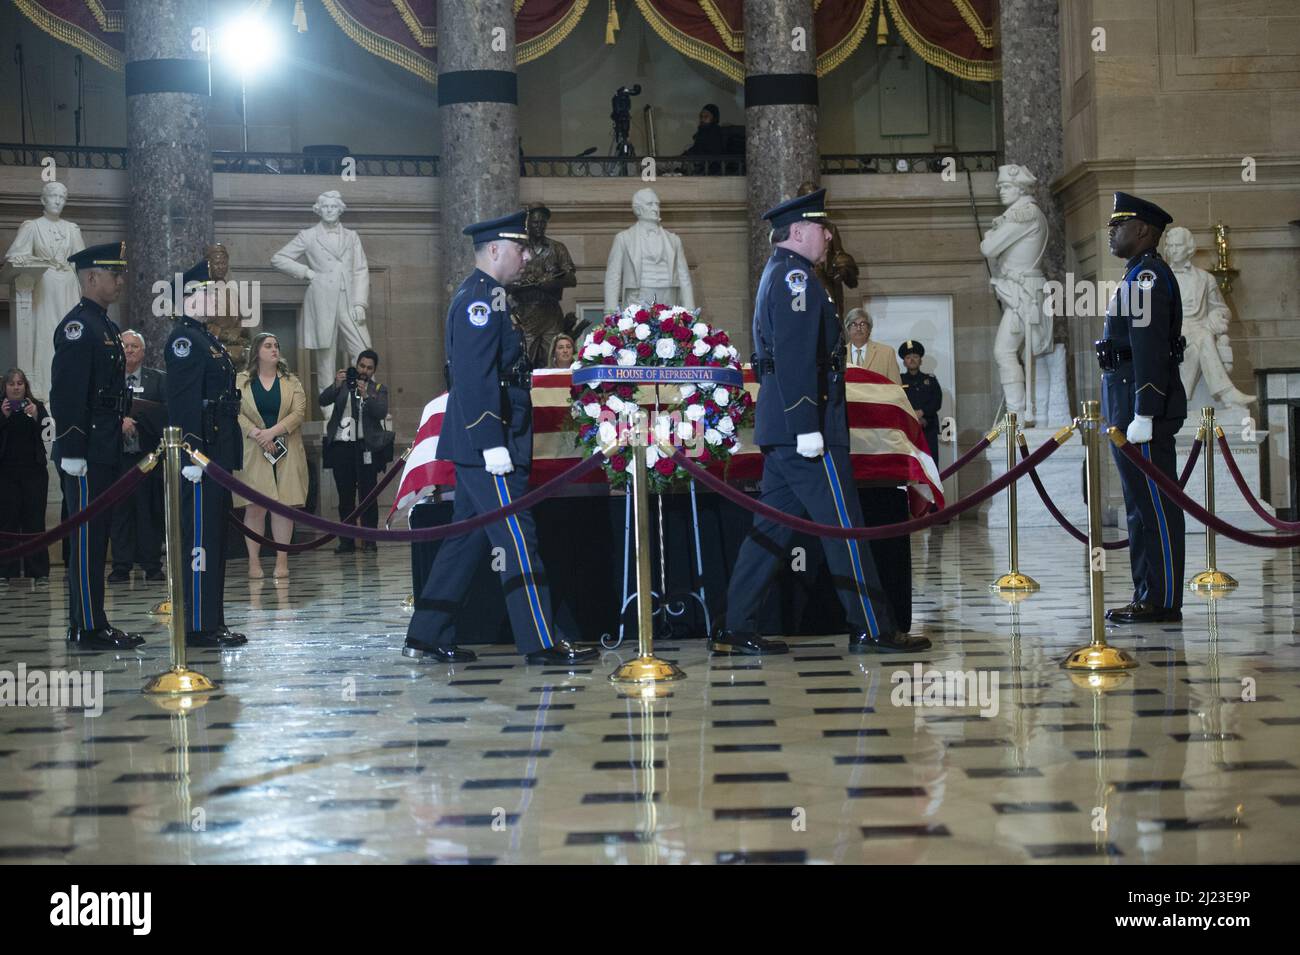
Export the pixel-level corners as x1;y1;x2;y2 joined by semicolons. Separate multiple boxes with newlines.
752;355;845;375
203;395;241;416
500;370;532;389
97;390;131;415
1094;337;1187;372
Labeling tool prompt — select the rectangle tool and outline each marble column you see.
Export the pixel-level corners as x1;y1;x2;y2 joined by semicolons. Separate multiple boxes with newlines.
743;0;819;344
999;1;1071;388
125;0;213;367
437;0;520;323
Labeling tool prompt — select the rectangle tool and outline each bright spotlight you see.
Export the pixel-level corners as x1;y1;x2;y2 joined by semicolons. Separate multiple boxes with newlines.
218;15;278;78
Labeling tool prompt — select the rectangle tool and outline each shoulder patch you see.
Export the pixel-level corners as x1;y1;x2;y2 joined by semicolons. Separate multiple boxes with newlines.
784;269;807;295
1136;269;1156;291
467;301;491;327
64;320;83;341
171;337;192;358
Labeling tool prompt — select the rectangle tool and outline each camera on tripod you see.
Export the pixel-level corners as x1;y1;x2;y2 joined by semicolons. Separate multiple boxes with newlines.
610;84;642;164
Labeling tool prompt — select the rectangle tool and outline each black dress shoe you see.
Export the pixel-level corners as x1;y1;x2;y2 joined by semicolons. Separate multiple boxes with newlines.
144;569;166;582
1107;602;1182;625
1105;601;1142;621
402;639;477;663
849;630;932;654
708;630;789;656
524;641;600;665
74;626;146;650
186;629;247;649
334;542;356;554
107;570;130;583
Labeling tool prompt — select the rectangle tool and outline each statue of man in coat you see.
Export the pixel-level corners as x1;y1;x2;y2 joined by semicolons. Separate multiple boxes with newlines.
603;187;695;314
271;190;371;389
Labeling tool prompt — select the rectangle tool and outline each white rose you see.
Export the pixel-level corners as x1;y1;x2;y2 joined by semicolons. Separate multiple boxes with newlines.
692;339;710;357
569;360;582;371
692;322;709;338
676;420;696;441
617;348;637;366
727;346;739;361
582;343;600;360
717;416;735;435
704;428;723;446
617;316;635;332
654;415;673;443
607;395;625;414
730;439;743;454
655;338;677;360
598;420;617;446
583;402;602;419
684;403;706;422
635;323;651;341
645;443;661;466
679;384;696;399
714;387;730;407
713;344;730;360
599;340;615;357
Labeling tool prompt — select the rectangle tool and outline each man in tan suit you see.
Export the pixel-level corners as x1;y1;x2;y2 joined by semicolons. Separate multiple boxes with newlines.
844;308;901;384
271;190;371;389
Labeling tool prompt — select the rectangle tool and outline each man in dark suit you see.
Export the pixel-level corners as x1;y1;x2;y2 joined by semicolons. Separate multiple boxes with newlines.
318;348;392;553
108;328;166;582
50;241;145;650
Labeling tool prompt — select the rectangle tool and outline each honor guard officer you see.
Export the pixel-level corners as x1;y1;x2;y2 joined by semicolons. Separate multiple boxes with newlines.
714;190;929;656
50;242;145;649
899;341;942;459
164;259;248;648
404;211;599;665
1098;192;1187;624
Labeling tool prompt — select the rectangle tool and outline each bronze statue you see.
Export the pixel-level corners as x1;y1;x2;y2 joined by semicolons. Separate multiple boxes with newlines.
204;243;249;364
797;181;858;320
508;203;577;368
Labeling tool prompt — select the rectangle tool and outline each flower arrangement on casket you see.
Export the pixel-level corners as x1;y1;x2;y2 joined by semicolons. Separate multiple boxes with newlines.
569;303;755;491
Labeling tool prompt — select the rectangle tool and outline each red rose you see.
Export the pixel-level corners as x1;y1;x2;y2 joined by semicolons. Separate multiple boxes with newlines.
600;356;616;365
607;335;623;348
618;384;635;398
636;342;652;358
673;326;691;341
636;309;651;322
698;448;713;465
684;354;700;366
655;457;676;476
592;328;606;344
706;400;719;414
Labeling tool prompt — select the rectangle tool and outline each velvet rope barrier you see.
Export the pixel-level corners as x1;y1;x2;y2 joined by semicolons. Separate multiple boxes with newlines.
228;452;407;553
1216;430;1300;532
939;425;1001;481
192;450;607;542
1112;432;1300;549
0;458;154;561
1014;433;1127;551
672;432;1067;541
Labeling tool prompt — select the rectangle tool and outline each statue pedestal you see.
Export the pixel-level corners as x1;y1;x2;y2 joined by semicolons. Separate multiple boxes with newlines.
984;427;1086;528
0;262;49;399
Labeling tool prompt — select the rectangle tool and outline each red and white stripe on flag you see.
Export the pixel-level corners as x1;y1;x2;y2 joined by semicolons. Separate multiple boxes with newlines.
390;367;943;519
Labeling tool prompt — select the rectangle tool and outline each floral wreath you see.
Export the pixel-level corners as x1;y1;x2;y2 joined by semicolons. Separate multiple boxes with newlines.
569;303;755;491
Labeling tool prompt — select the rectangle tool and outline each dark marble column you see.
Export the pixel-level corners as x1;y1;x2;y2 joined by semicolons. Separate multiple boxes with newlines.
437;0;520;319
743;0;819;340
124;0;213;367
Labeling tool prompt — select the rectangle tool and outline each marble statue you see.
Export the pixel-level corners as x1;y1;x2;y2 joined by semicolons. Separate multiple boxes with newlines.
798;181;858;320
979;163;1067;425
271;190;371;387
1163;226;1255;412
604;188;695;313
2;181;85;398
508;202;577;368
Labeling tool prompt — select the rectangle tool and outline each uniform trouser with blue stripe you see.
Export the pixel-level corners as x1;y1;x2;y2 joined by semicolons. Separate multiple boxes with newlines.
61;461;118;630
408;465;560;654
725;444;897;638
1110;424;1184;610
179;476;231;634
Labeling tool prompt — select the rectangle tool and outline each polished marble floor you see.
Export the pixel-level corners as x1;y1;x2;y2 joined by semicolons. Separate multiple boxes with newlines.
1;524;1297;864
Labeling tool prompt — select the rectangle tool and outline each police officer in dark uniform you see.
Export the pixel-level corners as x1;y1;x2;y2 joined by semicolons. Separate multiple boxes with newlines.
1098;192;1186;624
50;242;145;649
404;211;599;665
899;340;942;458
164;259;248;648
714;190;929;656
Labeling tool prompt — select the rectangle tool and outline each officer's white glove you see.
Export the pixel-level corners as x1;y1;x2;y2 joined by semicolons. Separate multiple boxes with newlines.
1126;415;1154;444
483;446;514;475
182;465;203;484
60;457;88;477
796;432;825;459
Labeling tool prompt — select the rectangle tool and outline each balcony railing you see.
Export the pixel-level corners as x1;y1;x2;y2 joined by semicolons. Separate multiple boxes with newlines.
1;143;1000;178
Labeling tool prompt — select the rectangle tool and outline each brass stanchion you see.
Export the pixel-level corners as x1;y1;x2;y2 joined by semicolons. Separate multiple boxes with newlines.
1062;401;1138;672
610;413;686;686
144;427;217;697
1189;406;1238;594
991;412;1039;594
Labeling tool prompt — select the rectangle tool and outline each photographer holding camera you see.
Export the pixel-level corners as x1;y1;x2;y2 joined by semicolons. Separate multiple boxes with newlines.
319;348;391;553
0;368;50;582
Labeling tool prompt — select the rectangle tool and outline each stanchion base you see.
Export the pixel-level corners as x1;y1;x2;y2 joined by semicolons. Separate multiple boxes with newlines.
1067;670;1133;692
148;599;171;616
990;572;1040;593
143;666;218;696
609;655;687;685
1060;643;1139;671
1189;569;1238;593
